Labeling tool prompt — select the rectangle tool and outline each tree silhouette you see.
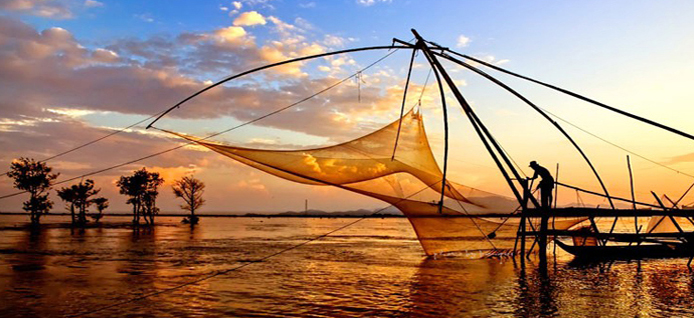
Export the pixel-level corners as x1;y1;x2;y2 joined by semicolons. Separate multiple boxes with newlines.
7;158;59;226
57;186;78;223
117;168;163;226
57;180;100;226
91;197;109;223
172;176;205;225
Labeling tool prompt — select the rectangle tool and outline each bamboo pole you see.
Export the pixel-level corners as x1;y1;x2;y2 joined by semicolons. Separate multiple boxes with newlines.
413;29;539;265
627;155;638;234
447;51;694;143
411;29;537;208
553;164;559;258
391;48;417;160
147;45;415;128
435;51;616;210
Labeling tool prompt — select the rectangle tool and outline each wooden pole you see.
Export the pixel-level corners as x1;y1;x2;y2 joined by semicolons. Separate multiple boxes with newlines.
426;54;451;213
147;45;415;129
410;29;537;209
448;51;694;143
413;29;543;266
391;48;418;160
539;198;549;268
520;185;527;264
553;164;559;258
436;51;616;209
627;155;638;233
674;182;694;207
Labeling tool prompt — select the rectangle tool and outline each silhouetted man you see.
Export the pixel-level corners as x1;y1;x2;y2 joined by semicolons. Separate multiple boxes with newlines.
528;161;554;209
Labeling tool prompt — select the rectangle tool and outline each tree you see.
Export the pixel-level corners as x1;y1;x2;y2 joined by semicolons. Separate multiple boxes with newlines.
117;168;163;226
7;158;59;226
172;176;205;225
57;179;100;226
57;186;78;223
91;197;109;223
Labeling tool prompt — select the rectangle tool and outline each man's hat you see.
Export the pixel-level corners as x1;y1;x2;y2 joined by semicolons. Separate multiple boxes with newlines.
529;160;537;167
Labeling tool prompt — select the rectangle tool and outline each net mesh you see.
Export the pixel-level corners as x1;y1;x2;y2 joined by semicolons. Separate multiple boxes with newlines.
165;108;584;255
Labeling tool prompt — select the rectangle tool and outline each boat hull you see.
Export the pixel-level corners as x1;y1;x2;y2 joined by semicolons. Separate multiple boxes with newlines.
555;240;693;260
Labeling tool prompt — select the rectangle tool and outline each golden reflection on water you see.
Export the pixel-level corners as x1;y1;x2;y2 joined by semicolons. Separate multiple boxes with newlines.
1;215;694;317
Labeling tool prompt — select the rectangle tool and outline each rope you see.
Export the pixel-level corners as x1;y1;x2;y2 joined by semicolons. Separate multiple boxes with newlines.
418;69;433;104
0;49;403;201
0;112;165;177
451;192;498;249
146;45;414;129
539;107;694;179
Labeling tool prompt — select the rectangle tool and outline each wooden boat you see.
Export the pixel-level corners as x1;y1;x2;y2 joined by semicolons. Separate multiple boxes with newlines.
555;239;692;260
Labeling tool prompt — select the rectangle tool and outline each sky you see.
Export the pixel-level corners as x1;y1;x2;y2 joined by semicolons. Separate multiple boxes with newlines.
2;0;694;213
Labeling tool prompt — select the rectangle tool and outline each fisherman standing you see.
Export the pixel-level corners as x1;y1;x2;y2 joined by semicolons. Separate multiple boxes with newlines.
528;161;554;209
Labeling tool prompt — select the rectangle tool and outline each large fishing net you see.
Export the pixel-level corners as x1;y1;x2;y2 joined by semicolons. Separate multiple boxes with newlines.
165;108;585;256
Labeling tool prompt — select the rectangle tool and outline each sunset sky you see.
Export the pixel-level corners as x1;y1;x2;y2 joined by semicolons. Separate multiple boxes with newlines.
2;0;694;213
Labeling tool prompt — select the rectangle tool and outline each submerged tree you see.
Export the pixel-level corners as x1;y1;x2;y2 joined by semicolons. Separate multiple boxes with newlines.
57;186;77;223
57;179;100;225
7;158;59;226
117;168;163;226
91;197;109;223
172;176;205;225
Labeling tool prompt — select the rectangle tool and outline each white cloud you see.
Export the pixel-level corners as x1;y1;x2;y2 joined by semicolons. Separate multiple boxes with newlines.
45;108;95;118
91;48;119;63
84;0;103;8
356;0;391;6
232;1;242;10
0;0;73;19
495;59;510;66
323;34;351;47
0;0;34;10
480;55;510;66
456;35;470;48
299;2;316;8
219;6;229;11
268;16;299;37
294;17;314;30
233;11;267;26
134;13;154;23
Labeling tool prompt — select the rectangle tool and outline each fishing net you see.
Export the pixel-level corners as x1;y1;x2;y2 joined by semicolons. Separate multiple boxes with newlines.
645;216;694;233
164;108;585;255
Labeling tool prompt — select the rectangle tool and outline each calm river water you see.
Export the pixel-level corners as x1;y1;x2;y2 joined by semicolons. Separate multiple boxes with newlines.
1;215;693;317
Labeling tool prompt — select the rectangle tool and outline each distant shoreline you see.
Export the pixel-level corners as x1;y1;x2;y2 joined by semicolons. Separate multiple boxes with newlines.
0;212;406;218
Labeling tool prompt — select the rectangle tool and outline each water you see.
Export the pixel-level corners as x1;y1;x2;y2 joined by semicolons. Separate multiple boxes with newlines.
1;215;693;317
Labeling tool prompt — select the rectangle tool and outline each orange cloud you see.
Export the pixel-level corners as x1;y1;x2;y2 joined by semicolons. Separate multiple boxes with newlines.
233;11;267;26
215;26;248;43
146;165;200;185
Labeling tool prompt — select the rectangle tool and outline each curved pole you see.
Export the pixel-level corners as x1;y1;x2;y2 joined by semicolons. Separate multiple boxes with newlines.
436;51;616;209
445;50;694;142
146;45;415;128
413;30;534;208
392;46;418;160
427;53;450;212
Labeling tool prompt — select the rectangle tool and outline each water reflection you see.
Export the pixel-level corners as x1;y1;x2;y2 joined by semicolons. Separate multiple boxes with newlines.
2;228;49;317
1;216;694;317
515;266;558;317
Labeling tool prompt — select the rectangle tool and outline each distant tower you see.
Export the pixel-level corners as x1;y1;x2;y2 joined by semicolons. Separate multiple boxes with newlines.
305;199;308;215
